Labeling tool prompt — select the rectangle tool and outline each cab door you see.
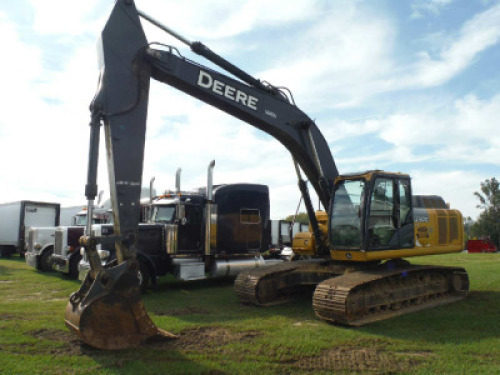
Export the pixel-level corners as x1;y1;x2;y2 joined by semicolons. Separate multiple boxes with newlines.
366;176;414;250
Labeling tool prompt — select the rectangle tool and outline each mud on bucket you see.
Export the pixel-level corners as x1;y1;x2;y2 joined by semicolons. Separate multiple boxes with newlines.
64;260;175;350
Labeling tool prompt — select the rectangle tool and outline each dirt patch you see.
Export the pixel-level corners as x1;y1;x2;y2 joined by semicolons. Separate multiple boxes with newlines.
29;328;75;342
0;313;18;321
291;347;425;373
155;306;209;316
178;326;260;350
24;326;261;357
26;329;100;356
148;326;261;352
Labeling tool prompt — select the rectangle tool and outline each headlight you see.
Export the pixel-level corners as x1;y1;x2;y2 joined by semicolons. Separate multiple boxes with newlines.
34;244;42;251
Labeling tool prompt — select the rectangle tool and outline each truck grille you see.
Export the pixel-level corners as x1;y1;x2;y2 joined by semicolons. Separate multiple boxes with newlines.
54;230;63;255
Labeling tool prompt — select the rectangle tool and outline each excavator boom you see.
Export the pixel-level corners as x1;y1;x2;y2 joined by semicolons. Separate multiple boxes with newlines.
66;0;339;349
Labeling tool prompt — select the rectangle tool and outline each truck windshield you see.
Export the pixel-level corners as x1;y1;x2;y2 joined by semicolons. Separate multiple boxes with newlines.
152;205;176;223
74;214;110;226
74;215;87;226
330;179;365;249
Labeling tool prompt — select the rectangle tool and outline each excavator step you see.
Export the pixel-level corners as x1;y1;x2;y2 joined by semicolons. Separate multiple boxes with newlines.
313;265;469;326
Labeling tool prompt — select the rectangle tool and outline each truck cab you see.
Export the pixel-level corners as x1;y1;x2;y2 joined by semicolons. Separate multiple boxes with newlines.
150;193;205;254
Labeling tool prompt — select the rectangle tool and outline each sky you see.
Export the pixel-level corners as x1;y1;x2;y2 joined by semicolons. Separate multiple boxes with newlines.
0;0;498;220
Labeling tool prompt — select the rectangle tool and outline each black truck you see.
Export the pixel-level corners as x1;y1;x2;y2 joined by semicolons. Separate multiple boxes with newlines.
75;163;283;290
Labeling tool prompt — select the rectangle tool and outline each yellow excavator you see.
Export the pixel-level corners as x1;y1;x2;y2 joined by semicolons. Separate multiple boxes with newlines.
65;0;468;349
236;172;467;326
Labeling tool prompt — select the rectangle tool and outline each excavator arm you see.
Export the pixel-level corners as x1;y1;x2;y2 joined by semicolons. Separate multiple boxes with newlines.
66;0;338;349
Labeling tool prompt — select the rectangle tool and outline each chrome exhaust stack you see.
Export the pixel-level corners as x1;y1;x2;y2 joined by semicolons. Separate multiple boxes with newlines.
175;168;184;222
149;177;155;204
205;160;215;256
175;168;182;193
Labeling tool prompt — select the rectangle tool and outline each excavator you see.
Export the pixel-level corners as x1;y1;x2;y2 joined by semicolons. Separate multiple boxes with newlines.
65;0;469;350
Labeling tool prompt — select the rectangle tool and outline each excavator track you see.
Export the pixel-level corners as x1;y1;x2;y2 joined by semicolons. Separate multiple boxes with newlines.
313;265;469;326
235;260;337;306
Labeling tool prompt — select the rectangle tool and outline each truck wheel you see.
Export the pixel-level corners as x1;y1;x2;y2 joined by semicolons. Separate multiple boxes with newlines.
138;262;150;293
40;248;54;272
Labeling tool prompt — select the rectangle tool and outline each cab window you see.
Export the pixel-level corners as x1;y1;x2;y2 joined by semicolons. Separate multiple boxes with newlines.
368;178;396;247
330;179;365;248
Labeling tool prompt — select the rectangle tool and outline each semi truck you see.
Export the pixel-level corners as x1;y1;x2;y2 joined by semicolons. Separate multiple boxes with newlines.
48;207;112;278
0;200;60;259
76;163;283;290
25;202;111;273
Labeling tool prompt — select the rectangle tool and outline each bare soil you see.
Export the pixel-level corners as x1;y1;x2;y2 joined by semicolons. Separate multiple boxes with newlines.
23;327;429;373
24;326;261;356
291;346;425;373
147;326;262;352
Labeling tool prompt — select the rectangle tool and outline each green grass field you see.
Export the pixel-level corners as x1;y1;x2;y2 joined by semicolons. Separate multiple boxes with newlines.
0;253;499;374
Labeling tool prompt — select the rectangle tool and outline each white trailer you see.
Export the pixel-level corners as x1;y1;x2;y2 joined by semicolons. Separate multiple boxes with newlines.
0;201;60;257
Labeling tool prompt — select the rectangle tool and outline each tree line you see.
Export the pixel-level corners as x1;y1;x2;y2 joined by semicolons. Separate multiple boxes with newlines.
465;177;499;249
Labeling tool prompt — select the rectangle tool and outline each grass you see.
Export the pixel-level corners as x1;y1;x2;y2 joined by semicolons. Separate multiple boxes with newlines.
0;252;499;374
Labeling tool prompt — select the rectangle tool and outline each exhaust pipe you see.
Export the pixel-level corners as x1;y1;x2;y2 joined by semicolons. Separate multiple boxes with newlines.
149;177;155;204
175;168;183;222
205;160;215;256
97;190;104;206
175;168;182;193
149;177;156;222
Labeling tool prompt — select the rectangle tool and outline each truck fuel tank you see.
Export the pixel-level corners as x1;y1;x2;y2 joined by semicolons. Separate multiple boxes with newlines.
210;256;283;278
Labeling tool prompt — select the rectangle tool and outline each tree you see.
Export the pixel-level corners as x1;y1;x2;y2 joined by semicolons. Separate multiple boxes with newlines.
471;178;500;249
284;212;309;224
463;216;475;240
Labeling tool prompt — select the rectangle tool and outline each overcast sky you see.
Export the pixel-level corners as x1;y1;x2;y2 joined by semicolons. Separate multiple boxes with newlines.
0;0;499;220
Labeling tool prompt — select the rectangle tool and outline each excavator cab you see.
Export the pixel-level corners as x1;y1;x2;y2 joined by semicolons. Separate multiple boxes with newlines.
330;171;415;255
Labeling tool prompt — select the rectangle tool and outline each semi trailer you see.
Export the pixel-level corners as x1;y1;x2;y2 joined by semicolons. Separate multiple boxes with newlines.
0;200;60;259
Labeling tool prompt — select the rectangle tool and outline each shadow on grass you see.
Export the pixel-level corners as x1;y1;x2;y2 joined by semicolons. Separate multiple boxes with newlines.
21;328;225;375
0;254;26;266
145;276;317;326
148;274;500;346
79;343;224;374
0;264;12;276
356;290;500;344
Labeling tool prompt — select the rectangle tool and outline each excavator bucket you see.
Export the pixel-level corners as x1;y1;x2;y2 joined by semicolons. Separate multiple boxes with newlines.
65;260;175;350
